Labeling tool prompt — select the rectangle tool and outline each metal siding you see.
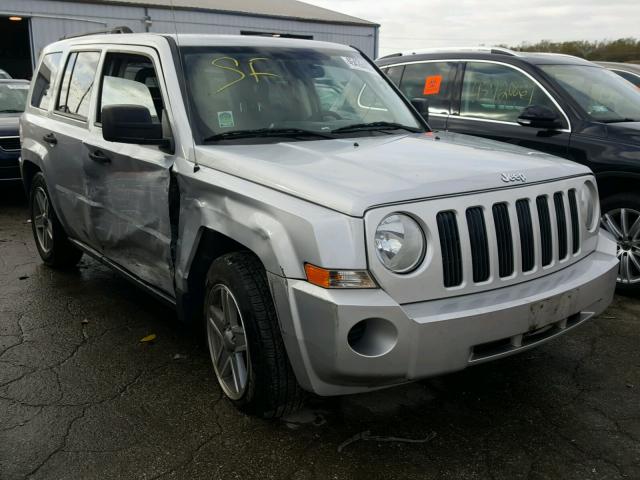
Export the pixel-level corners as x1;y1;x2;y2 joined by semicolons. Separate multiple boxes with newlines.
4;0;376;65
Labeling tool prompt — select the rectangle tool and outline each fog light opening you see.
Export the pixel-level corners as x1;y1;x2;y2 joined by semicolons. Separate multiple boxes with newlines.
347;318;397;357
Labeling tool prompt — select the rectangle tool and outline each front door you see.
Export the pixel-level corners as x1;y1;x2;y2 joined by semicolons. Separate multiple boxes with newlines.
82;48;175;295
446;61;571;158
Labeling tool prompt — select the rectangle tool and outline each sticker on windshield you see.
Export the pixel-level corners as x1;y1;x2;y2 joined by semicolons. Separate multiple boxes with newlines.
423;75;442;95
7;84;29;90
217;111;235;128
341;56;373;72
591;105;609;113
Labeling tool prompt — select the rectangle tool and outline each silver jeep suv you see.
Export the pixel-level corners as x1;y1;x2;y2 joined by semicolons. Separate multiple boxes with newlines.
20;33;618;418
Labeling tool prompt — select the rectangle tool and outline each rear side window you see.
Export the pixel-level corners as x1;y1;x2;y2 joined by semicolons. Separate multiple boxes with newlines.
612;70;640;88
31;53;63;110
399;62;456;114
97;52;164;123
56;51;101;120
460;62;559;123
383;65;404;86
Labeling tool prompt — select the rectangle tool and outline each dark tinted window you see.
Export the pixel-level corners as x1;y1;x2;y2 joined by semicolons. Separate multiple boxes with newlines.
31;52;63;110
612;70;640;88
98;52;163;122
56;51;100;120
460;62;558;123
399;62;456;114
384;65;404;85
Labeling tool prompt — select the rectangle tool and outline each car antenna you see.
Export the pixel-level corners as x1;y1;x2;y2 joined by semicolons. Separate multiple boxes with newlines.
169;0;200;173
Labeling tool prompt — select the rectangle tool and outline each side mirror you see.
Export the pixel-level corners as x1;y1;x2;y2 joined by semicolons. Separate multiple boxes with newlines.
517;105;563;130
411;97;429;123
102;105;168;146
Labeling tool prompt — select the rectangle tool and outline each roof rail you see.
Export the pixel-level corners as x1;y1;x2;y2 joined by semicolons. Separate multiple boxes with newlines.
377;52;404;60
392;46;519;57
61;26;133;40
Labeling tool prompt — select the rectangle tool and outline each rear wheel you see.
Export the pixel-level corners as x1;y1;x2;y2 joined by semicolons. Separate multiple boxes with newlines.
203;252;304;418
29;172;83;268
601;192;640;292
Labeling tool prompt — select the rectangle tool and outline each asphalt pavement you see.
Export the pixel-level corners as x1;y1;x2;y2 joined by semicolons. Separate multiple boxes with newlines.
1;185;639;480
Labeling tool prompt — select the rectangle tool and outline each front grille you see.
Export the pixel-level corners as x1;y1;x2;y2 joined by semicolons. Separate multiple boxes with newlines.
493;203;514;278
436;211;463;287
536;196;553;266
0;136;20;151
554;192;568;260
568;189;580;254
516;199;535;272
436;187;582;288
466;207;490;283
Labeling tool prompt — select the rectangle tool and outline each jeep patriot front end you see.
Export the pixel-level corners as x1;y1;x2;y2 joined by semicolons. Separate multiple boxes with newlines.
20;33;618;417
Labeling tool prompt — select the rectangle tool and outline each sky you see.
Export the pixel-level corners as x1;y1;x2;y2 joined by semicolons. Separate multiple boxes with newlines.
306;0;640;56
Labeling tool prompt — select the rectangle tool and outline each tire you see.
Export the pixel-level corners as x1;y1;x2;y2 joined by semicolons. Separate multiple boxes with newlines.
203;252;304;418
29;172;83;268
600;192;640;293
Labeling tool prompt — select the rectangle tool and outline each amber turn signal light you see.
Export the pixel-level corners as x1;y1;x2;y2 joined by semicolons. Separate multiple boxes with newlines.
304;263;377;289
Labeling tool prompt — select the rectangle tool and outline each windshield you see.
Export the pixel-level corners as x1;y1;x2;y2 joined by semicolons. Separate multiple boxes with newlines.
0;82;29;113
541;64;640;123
180;46;423;143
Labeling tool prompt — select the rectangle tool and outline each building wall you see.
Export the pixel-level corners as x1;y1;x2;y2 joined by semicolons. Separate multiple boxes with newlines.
0;0;377;68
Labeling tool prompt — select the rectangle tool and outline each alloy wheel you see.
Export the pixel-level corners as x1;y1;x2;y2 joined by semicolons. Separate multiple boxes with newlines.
601;208;640;284
206;284;250;400
33;187;54;254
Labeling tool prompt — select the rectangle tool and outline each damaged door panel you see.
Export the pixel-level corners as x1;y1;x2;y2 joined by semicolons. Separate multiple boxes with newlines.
82;47;176;294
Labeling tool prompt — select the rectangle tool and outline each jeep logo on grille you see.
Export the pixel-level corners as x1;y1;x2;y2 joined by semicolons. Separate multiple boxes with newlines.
501;172;527;183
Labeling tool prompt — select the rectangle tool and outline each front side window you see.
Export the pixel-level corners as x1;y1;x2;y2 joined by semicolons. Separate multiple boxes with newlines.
399;62;456;114
541;65;640;123
460;62;560;123
98;52;163;123
56;51;101;120
180;46;423;143
31;52;63;110
0;81;29;113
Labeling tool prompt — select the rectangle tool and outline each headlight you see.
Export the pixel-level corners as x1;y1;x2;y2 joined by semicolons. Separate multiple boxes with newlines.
580;180;599;231
374;213;426;273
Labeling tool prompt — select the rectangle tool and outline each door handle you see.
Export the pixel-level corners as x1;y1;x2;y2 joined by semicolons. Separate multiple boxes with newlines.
43;133;57;145
88;149;111;164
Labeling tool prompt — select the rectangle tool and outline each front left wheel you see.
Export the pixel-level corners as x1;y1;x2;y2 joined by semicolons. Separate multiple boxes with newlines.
203;252;304;418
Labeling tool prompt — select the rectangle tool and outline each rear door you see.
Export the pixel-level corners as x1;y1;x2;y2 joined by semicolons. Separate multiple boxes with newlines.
382;61;458;131
45;49;102;247
82;46;175;295
446;61;571;157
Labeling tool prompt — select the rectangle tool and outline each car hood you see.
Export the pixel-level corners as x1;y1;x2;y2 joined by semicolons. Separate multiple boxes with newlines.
605;121;640;145
194;132;591;217
0;114;20;137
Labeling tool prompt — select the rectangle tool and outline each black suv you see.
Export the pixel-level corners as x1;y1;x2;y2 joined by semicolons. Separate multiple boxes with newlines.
377;47;640;292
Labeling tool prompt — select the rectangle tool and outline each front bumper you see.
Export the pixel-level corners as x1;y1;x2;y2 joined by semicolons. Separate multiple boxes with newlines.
0;150;21;181
270;232;618;396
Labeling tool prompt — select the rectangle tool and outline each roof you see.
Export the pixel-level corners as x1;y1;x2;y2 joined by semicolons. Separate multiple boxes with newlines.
377;47;595;67
65;0;376;26
48;32;355;52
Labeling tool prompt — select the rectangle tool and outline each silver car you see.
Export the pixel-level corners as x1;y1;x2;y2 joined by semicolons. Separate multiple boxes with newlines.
20;33;618;418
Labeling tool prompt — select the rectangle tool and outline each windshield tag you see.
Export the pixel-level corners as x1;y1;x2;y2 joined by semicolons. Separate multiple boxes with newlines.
217;111;235;128
341;56;373;72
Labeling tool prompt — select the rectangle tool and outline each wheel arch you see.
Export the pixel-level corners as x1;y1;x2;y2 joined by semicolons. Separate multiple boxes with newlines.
596;171;640;200
21;159;42;195
176;227;267;325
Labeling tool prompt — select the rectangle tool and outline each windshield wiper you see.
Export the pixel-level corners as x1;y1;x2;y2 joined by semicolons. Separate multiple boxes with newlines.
0;109;23;113
601;118;638;123
331;121;423;134
203;128;335;143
